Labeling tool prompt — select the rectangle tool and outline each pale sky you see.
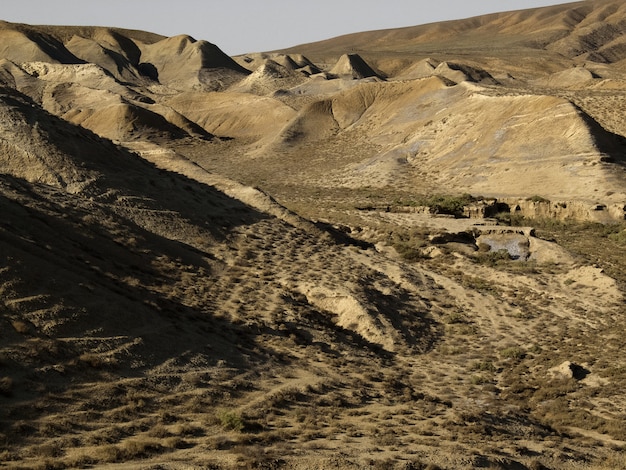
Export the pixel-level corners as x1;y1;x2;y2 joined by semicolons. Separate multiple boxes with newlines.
3;0;570;55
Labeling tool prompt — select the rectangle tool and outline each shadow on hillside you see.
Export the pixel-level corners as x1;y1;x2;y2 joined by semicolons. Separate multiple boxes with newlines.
360;279;442;353
578;106;626;166
0;173;276;431
2;84;270;241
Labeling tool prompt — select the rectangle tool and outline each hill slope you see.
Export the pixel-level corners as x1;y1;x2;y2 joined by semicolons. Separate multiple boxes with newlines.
1;3;626;469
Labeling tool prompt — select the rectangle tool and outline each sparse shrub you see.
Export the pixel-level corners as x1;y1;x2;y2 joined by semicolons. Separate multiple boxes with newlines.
217;409;244;432
157;410;179;424
608;229;626;244
421;193;476;217
444;312;467;324
390;228;430;261
38;417;76;437
35;442;64;458
527;195;550;203
147;424;170;438
493;211;512;225
233;444;284;469
470;375;490;385
33;459;66;470
472;249;511;267
78;353;105;368
92;444;122;463
120;438;163;459
471;361;496;372
531;380;579;402
499;347;525;360
163;436;188;449
172;423;204;437
0;377;14;397
63;454;96;468
11;320;30;335
461;274;499;293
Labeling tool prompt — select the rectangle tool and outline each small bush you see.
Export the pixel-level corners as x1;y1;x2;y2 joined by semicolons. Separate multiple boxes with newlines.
470;375;490;385
608;229;626;244
217;409;244;432
172;423;204;437
527;195;550;203
92;445;122;463
163;436;188;449
79;353;105;368
472;249;511;267
121;438;163;458
11;320;30;335
444;312;467;324
0;377;14;397
34;442;64;459
146;424;170;438
424;193;476;217
471;361;496;372
499;347;525;360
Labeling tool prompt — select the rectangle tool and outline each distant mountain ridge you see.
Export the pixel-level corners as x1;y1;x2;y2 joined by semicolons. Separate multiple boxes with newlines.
280;0;626;71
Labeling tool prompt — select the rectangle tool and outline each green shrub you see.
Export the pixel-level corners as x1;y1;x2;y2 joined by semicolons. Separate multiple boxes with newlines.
499;347;525;360
472;249;511;267
424;193;476;217
608;229;626;244
394;193;476;217
217;409;244;432
471;361;496;372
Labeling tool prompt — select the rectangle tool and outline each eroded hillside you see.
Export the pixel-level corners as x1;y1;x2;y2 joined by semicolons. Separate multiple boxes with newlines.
1;2;626;469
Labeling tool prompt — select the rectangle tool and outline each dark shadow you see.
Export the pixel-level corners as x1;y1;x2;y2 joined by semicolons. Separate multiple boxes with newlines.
569;363;591;380
577;104;626;167
313;221;374;249
280;291;393;360
360;277;442;354
0;86;248;240
485;202;511;218
21;29;85;65
0;87;285;440
138;62;159;81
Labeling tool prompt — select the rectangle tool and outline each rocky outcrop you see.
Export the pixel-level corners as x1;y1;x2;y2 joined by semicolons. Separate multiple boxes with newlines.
463;198;626;223
505;198;626;222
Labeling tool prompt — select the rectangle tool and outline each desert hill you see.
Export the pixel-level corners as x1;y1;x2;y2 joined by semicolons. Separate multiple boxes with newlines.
1;1;626;469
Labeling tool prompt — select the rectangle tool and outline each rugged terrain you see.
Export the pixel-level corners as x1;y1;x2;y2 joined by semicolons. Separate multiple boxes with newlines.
1;1;626;469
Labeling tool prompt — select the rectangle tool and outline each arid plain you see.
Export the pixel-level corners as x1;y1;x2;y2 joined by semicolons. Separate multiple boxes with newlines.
1;1;626;469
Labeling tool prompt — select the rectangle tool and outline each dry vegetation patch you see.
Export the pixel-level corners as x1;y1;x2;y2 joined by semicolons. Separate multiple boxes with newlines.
2;4;626;468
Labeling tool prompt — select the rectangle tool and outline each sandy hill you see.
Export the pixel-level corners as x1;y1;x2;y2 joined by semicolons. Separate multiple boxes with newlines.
139;34;250;91
329;53;381;79
279;0;626;79
228;59;308;95
2;2;626;469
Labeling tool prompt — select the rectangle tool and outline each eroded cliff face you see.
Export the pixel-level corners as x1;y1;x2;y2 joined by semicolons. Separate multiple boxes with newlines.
505;198;626;222
462;197;626;223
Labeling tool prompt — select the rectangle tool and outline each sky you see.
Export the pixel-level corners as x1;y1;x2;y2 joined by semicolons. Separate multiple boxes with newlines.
3;0;570;55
